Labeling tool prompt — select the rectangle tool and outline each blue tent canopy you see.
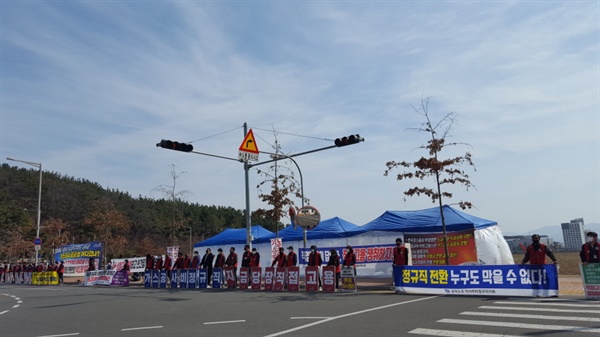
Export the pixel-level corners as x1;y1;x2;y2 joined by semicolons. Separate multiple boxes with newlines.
348;205;497;234
194;225;273;247
257;217;359;243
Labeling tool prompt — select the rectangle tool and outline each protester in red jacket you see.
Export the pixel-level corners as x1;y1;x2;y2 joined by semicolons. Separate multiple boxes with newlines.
580;231;599;264
272;247;287;267
343;246;356;276
393;238;410;266
214;249;226;268
286;246;297;267
191;251;200;269
308;245;322;288
154;256;163;270
522;234;558;265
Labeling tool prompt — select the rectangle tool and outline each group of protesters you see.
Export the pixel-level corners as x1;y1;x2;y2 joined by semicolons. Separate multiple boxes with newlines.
0;261;65;284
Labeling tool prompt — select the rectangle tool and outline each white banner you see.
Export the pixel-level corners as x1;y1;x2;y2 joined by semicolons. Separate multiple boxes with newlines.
110;257;146;273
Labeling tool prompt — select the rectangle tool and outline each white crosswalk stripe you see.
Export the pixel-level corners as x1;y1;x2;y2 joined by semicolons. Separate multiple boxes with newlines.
437;319;600;334
460;311;600;322
408;298;600;336
408;328;521;337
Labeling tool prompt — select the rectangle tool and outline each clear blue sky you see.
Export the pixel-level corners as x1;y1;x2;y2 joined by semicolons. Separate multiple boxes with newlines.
1;1;598;236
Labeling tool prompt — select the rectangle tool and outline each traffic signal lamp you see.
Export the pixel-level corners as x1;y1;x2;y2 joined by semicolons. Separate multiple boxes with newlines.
156;139;194;152
334;134;364;147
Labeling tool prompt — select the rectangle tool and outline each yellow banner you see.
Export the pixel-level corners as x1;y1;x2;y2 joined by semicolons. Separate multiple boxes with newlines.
32;272;59;285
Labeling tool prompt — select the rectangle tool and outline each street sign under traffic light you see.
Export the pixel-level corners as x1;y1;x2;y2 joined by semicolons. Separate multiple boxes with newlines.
156;139;194;152
334;134;363;147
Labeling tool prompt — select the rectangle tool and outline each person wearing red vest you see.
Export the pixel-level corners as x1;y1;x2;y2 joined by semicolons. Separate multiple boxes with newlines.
343;245;357;275
214;248;226;268
580;231;599;264
163;254;172;283
57;261;65;284
182;254;191;269
225;247;238;288
327;249;341;289
154;256;163;270
191;251;200;269
286;246;297;267
393;238;409;266
272;247;287;267
145;254;155;270
308;245;322;288
250;248;260;267
522;234;558;265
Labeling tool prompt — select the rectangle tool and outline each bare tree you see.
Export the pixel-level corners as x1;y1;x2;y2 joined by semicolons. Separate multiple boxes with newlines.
255;136;308;235
152;164;193;246
384;97;475;265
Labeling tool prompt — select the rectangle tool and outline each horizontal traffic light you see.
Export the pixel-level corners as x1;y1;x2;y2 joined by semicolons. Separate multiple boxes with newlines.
156;139;194;152
334;134;364;147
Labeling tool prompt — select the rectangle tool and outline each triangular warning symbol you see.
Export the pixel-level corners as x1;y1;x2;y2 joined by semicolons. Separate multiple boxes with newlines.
239;129;259;154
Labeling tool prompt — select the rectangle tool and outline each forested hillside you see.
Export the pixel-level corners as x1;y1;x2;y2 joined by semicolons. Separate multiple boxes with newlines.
0;164;259;262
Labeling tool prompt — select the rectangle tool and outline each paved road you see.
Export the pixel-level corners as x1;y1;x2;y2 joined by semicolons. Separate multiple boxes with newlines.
1;285;598;337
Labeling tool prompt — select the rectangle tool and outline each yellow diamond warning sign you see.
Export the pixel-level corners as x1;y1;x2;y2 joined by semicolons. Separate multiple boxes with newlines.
239;129;259;154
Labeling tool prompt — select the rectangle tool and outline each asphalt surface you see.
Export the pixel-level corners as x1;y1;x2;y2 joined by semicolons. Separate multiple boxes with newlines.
1;284;598;337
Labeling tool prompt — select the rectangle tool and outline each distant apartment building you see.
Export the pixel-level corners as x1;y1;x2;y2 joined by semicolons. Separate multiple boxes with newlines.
561;218;585;251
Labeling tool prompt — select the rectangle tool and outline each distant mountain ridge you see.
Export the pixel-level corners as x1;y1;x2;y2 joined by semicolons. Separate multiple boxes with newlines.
503;223;600;243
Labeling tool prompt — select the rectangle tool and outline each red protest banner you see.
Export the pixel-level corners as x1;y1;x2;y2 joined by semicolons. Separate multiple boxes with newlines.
305;266;319;292
274;267;286;291
264;267;274;291
224;266;236;288
287;267;299;292
322;266;336;292
239;268;249;290
251;267;262;290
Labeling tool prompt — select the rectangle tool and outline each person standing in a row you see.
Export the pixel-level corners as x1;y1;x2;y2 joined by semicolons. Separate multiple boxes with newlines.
225;247;238;288
327;249;341;289
581;231;599;264
522;234;558;265
343;246;356;275
393;238;409;266
308;245;322;288
272;247;287;267
202;248;214;286
286;246;297;267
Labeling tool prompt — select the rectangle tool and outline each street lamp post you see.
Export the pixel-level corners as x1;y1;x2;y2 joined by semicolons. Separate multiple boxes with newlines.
7;157;42;265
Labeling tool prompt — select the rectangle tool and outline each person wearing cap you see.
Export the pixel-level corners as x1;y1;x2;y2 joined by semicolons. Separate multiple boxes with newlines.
580;231;599;265
343;246;357;275
272;247;287;268
327;249;341;289
286;246;297;267
522;234;558;265
393;238;409;266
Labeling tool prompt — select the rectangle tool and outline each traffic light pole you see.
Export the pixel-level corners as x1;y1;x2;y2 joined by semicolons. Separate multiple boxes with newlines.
157;123;363;250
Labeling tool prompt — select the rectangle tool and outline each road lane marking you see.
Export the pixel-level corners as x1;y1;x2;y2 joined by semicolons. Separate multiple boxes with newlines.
479;305;598;314
290;317;331;320
1;293;22;316
438;318;600;333
263;295;439;337
494;301;600;308
409;328;521;337
37;333;80;337
460;311;600;322
203;320;246;325
121;326;163;331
